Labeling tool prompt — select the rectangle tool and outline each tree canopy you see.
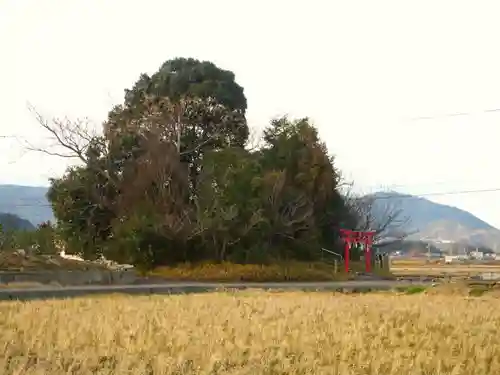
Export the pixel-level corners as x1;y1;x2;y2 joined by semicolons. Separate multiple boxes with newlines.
37;57;402;269
124;57;247;112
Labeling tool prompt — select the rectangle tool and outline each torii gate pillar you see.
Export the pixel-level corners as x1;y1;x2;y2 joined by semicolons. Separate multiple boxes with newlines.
339;229;376;273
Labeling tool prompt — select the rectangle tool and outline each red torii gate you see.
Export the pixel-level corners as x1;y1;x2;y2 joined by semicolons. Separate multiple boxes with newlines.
339;229;376;273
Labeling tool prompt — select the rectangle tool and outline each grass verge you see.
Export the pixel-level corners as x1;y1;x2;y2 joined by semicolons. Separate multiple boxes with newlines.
148;261;350;282
148;261;394;282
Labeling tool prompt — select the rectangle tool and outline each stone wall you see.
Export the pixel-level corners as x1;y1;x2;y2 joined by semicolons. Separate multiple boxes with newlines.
0;269;136;286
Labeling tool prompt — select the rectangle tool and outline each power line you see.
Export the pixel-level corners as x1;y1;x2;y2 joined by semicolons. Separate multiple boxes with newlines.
0;135;54;141
0;203;51;207
408;107;500;122
0;187;500;208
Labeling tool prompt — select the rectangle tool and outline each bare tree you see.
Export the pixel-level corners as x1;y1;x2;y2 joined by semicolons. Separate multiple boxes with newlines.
28;94;247;161
343;184;414;243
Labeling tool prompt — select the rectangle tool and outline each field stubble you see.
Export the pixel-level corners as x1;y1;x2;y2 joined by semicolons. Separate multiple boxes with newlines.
0;291;499;374
390;259;500;278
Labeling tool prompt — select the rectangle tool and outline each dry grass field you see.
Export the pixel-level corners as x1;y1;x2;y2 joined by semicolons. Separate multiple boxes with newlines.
390;259;500;277
1;291;500;374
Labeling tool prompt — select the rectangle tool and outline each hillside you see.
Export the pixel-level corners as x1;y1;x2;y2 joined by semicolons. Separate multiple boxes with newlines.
0;213;35;231
0;185;53;226
370;191;500;249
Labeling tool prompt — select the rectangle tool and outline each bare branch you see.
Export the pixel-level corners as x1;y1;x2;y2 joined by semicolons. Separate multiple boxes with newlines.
179;136;214;156
245;126;265;152
344;185;411;240
26;102;98;165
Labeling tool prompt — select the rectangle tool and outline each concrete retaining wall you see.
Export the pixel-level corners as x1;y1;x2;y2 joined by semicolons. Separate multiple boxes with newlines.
0;269;136;286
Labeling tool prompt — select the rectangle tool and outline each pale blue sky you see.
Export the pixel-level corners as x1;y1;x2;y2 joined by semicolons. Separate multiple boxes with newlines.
2;0;500;226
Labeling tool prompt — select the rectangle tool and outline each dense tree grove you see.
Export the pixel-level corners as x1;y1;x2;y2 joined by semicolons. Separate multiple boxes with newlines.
42;58;389;269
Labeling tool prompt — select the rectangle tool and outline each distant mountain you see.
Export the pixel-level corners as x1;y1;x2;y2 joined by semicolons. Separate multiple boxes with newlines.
0;185;53;226
369;191;500;250
0;213;35;231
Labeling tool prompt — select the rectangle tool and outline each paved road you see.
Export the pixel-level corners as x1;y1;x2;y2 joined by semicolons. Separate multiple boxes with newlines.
0;280;433;301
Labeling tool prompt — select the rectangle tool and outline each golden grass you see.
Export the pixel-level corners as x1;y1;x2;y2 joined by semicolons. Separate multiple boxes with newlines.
149;261;393;282
390;259;442;266
390;260;500;278
1;292;500;374
149;261;350;281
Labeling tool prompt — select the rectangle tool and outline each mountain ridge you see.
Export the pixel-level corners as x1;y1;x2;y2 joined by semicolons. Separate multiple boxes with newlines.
369;191;500;249
368;191;496;230
0;185;54;226
0;212;35;231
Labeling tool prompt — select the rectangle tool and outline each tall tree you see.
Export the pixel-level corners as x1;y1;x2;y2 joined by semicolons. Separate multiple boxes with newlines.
259;117;354;256
196;147;265;262
29;58;250;265
124;57;247;113
105;95;248;200
41;95;246;265
107;58;249;198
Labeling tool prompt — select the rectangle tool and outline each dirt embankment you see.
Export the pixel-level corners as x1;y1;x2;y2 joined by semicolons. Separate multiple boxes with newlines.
0;250;107;271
